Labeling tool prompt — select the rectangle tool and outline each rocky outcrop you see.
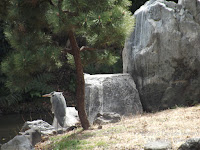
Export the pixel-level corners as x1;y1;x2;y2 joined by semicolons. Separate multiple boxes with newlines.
123;0;200;112
84;74;143;124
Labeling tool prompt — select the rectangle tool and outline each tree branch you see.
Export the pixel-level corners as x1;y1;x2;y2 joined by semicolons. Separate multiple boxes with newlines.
80;46;96;52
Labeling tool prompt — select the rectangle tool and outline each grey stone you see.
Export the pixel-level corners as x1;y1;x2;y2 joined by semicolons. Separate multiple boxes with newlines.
21;119;56;135
178;138;200;150
144;141;172;150
85;73;143;124
123;0;200;112
94;116;111;125
94;112;121;125
102;112;121;121
1;135;34;150
21;107;79;136
22;128;41;146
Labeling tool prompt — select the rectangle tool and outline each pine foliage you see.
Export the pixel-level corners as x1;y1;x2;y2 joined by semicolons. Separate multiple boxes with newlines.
48;0;134;74
47;0;134;48
1;0;60;104
1;0;134;105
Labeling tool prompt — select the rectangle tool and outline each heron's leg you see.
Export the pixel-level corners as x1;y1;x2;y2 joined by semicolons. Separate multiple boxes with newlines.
57;121;58;134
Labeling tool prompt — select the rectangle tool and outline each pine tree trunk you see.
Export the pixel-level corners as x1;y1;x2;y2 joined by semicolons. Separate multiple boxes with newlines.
68;30;90;130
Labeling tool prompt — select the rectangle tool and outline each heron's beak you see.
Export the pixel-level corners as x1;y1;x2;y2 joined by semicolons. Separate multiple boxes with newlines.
42;93;52;97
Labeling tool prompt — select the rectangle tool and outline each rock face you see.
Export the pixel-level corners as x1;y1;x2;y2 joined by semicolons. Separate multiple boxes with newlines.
123;0;200;112
84;73;143;124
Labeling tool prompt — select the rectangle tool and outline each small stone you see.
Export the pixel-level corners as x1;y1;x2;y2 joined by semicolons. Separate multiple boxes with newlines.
66;126;77;132
53;131;57;135
103;112;121;123
144;141;172;150
93;112;121;125
56;129;64;134
98;125;103;129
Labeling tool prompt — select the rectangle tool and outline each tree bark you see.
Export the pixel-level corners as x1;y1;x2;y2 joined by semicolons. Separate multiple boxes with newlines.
68;30;90;130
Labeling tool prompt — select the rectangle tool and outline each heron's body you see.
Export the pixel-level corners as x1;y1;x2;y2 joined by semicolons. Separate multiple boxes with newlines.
43;92;67;128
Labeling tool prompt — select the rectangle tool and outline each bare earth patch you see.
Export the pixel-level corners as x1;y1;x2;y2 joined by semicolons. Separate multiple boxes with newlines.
35;105;200;150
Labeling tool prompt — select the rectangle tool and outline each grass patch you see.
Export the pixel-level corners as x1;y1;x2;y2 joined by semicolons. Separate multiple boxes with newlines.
54;139;89;150
95;141;108;148
43;129;108;150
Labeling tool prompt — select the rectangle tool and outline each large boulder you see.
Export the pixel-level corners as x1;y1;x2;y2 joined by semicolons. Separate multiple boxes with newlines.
21;119;56;135
1;135;34;150
123;0;200;112
84;73;143;124
178;138;200;150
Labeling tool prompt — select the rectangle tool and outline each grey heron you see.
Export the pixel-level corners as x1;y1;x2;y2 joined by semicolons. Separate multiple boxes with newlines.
42;91;66;128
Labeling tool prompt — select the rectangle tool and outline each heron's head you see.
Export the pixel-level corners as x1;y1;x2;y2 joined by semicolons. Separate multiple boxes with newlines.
42;91;55;98
42;91;63;98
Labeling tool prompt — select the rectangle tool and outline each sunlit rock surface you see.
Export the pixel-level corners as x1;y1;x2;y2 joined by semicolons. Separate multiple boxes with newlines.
21;120;56;135
84;73;143;124
123;0;200;111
